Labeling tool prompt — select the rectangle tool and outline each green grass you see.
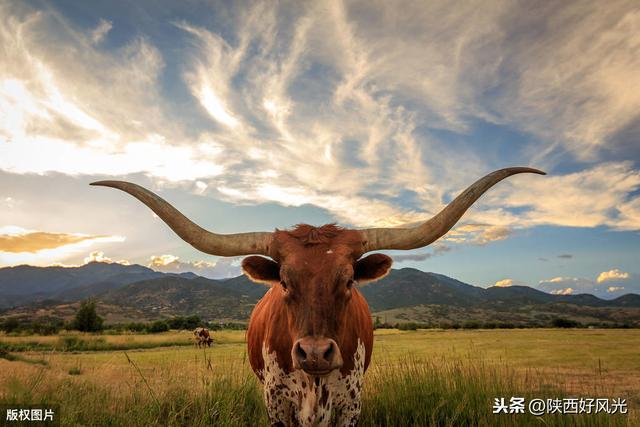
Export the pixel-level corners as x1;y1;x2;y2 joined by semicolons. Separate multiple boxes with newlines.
0;329;637;426
0;331;198;352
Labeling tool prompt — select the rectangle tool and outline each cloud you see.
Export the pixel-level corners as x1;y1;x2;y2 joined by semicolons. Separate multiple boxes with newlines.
149;254;180;268
0;3;228;182
391;245;451;263
551;287;574;295
444;224;513;245
596;269;630;283
492;161;640;231
494;279;514;287
539;276;580;285
148;254;242;279
557;254;573;259
538;271;637;299
83;251;129;265
390;253;432;263
0;226;124;266
0;227;114;253
0;0;638;249
91;19;112;44
538;276;589;296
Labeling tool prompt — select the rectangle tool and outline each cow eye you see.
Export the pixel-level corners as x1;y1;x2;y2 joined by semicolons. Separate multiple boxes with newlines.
346;279;356;289
280;280;288;292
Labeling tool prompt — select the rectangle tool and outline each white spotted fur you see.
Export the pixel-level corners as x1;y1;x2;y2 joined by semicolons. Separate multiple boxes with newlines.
260;340;366;427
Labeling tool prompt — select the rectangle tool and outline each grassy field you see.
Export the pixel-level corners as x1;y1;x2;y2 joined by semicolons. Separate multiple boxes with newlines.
0;330;244;352
0;329;637;426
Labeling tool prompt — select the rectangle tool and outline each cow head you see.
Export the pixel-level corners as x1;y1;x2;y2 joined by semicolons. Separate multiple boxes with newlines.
91;167;544;376
241;225;392;375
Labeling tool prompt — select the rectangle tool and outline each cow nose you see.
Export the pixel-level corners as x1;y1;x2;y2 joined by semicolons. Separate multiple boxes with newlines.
292;337;343;375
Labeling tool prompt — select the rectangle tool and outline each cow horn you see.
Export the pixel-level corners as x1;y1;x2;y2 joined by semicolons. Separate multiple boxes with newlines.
360;167;545;252
90;181;273;256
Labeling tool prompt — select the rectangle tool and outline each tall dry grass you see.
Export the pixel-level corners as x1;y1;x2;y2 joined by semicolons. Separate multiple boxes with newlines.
0;329;636;426
1;353;634;426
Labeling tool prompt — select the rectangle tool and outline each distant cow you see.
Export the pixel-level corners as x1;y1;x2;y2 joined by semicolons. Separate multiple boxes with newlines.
193;327;213;348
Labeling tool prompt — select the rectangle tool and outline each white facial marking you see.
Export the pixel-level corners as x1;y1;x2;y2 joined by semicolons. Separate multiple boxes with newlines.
259;340;366;427
326;249;333;254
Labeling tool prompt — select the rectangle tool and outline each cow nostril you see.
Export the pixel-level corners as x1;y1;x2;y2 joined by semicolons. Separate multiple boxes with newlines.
295;343;307;361
323;343;334;362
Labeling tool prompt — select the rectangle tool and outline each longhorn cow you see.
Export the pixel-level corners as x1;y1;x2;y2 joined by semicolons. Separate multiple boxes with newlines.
92;167;544;426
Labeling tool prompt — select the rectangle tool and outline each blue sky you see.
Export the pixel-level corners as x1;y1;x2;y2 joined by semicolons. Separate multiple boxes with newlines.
0;0;638;298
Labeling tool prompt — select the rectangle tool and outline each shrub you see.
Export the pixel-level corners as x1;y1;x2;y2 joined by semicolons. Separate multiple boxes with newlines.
147;320;169;333
31;320;63;335
125;322;148;332
462;320;480;329
1;317;20;333
551;317;580;328
167;315;202;330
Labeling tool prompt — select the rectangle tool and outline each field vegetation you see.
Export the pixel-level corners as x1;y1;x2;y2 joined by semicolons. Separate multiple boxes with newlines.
0;329;637;426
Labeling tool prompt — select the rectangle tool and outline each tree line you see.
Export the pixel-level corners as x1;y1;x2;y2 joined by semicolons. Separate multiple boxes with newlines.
0;299;247;335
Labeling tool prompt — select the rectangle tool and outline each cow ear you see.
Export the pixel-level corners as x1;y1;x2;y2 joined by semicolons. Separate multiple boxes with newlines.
242;256;281;285
354;253;393;283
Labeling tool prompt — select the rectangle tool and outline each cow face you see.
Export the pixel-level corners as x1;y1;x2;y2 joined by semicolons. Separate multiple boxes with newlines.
242;225;392;376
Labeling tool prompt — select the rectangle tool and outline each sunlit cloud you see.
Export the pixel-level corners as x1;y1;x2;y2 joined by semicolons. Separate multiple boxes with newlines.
540;277;579;284
149;254;180;267
198;84;239;128
0;135;225;182
148;254;242;279
83;251;129;265
445;224;513;245
596;269;630;283
0;226;124;266
493;162;640;230
0;227;112;253
551;287;574;295
537;270;637;298
494;279;514;288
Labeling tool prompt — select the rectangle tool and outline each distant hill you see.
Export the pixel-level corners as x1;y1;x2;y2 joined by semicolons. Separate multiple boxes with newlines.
0;264;638;325
99;276;265;320
0;262;194;308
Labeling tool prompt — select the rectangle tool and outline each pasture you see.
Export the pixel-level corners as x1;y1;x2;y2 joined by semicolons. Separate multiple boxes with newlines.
0;329;637;426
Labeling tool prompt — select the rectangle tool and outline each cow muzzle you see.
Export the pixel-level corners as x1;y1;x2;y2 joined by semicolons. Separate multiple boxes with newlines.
292;337;343;376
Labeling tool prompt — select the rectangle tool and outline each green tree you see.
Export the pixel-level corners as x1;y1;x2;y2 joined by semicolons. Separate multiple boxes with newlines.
551;317;580;328
73;299;104;332
147;320;169;333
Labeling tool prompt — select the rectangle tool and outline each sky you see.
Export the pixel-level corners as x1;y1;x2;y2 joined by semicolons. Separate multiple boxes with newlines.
0;0;639;299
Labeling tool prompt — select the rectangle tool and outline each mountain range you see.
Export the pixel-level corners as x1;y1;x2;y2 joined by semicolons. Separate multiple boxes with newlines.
1;262;639;326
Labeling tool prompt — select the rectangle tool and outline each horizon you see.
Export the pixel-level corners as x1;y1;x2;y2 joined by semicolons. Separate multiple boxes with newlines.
1;1;639;301
2;259;637;301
